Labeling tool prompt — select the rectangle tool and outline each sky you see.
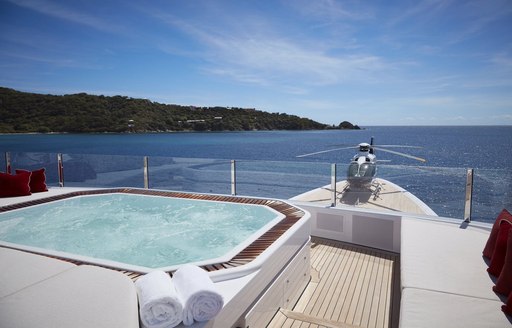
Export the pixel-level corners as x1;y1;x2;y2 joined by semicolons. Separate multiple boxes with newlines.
1;0;511;126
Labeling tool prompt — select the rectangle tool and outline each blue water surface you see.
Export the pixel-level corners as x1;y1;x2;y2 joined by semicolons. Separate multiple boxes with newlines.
1;126;511;168
0;194;277;268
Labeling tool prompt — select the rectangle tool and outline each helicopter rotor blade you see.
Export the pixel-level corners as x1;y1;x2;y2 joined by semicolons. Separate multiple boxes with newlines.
330;143;422;149
374;147;426;162
296;146;356;158
376;145;422;148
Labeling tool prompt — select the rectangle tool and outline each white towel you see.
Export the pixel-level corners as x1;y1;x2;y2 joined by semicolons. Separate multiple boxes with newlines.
135;271;184;328
173;264;224;326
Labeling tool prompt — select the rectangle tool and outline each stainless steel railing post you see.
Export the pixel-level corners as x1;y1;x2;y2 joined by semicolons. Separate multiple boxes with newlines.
464;168;474;222
231;160;237;196
57;153;64;187
4;152;11;174
143;156;149;189
331;163;337;207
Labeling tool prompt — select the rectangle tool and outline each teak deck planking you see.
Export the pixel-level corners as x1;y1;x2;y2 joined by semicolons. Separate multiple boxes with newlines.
267;237;400;328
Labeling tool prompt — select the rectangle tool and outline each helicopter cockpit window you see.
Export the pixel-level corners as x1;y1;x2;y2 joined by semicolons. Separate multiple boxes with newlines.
347;162;376;178
360;163;376;177
347;162;359;178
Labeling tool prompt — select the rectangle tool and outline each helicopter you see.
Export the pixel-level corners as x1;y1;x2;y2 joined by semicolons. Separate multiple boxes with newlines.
296;137;426;190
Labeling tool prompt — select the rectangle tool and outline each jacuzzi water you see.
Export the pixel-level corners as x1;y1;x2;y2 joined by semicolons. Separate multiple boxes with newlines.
0;193;281;269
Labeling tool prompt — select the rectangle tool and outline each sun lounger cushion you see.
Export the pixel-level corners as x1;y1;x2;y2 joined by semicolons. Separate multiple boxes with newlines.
0;171;31;197
493;228;512;296
487;220;512;277
15;168;48;193
401;217;499;301
0;247;76;298
503;294;512;316
0;265;139;328
483;208;512;259
399;288;510;328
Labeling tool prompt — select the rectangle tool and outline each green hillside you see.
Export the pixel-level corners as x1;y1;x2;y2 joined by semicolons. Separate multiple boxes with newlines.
0;87;359;133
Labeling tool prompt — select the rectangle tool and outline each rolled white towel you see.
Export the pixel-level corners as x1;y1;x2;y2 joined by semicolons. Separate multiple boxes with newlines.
173;264;224;326
135;271;184;328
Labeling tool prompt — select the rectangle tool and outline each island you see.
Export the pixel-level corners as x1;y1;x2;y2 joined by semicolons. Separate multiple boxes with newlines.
0;87;360;133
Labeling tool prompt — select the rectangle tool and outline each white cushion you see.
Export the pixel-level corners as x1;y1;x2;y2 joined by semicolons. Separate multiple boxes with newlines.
401;217;499;301
0;187;97;207
0;265;139;328
0;247;76;298
400;288;511;328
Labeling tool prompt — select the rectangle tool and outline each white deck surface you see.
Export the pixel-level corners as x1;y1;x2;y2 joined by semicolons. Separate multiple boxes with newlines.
290;178;436;216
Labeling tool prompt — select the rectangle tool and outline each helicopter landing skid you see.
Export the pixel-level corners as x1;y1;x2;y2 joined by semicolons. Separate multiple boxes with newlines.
370;180;383;200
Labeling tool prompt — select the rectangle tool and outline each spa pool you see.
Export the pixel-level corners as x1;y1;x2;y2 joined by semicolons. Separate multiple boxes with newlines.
0;189;306;274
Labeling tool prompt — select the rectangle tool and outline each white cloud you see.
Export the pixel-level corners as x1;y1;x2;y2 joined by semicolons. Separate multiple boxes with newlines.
387;0;454;26
491;114;512;123
284;0;374;21
401;96;456;107
205;37;386;85
152;12;389;90
490;53;512;70
6;0;126;35
0;48;104;69
451;0;512;43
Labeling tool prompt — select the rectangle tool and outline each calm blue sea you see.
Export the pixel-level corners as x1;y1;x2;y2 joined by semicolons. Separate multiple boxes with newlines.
1;126;511;168
1;126;511;222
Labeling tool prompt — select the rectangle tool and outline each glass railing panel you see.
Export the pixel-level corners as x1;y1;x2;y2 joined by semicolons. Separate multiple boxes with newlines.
235;160;334;199
60;153;145;188
148;157;231;195
1;153;6;173
472;169;512;224
6;152;499;224
8;152;60;186
375;165;467;219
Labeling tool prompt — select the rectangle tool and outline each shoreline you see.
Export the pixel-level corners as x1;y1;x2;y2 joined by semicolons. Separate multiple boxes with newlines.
0;127;363;136
2;125;512;136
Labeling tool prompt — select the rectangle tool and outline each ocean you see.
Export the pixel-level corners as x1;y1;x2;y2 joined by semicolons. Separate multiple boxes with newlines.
1;126;511;222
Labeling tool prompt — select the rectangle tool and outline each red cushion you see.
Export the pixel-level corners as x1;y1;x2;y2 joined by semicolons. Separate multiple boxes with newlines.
493;229;512;296
15;168;48;193
488;220;512;277
483;209;512;259
503;292;512;316
0;171;32;197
